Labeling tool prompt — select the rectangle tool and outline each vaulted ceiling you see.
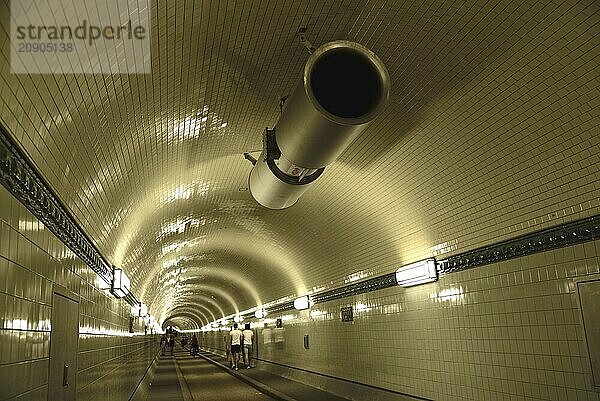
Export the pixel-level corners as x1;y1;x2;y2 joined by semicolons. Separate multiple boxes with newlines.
0;0;598;329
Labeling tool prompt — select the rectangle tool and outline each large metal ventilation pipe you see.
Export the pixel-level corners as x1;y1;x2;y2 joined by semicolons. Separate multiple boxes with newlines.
249;40;390;209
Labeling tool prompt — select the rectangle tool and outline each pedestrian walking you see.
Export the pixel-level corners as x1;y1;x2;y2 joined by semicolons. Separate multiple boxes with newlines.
191;334;199;357
229;323;243;370
242;323;254;368
160;334;167;356
168;333;175;355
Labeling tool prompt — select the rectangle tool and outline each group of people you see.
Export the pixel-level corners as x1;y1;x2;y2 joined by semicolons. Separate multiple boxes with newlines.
227;323;254;370
160;333;175;355
178;334;199;355
159;323;255;371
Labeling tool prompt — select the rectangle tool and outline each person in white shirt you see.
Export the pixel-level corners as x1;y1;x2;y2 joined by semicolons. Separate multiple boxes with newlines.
242;323;254;368
229;323;243;370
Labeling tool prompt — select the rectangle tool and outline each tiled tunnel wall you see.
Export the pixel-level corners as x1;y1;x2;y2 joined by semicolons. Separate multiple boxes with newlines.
2;173;600;401
200;238;600;401
0;185;158;401
2;170;600;401
0;2;597;401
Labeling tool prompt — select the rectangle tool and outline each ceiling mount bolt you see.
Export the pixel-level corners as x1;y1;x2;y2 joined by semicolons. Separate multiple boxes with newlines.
297;27;315;54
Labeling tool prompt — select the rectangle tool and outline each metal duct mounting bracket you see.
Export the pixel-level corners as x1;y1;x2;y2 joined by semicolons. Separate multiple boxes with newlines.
262;128;324;185
297;27;315;54
247;40;390;209
262;128;281;161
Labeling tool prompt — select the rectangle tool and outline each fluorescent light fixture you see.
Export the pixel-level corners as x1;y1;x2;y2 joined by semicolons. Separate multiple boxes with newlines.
112;267;130;298
294;295;310;310
395;258;438;287
254;309;266;319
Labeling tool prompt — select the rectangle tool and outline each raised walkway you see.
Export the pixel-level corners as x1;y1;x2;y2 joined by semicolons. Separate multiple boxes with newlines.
144;345;350;401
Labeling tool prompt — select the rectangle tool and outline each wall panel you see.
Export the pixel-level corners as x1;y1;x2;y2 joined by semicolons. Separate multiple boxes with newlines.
0;185;158;401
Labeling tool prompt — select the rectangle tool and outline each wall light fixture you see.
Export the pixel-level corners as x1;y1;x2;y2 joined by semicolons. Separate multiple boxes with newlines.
395;259;438;287
294;295;311;310
112;267;130;298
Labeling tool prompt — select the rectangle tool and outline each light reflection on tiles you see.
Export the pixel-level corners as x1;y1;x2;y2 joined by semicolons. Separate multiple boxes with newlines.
0;186;159;400
0;0;598;399
198;239;600;400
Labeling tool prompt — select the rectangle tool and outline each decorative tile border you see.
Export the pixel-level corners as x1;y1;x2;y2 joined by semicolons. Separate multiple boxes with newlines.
437;214;600;274
266;301;295;314
0;125;113;285
256;215;600;316
311;273;398;303
3;124;598;318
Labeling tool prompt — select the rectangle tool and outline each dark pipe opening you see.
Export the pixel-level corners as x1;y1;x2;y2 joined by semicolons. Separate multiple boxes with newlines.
310;48;383;119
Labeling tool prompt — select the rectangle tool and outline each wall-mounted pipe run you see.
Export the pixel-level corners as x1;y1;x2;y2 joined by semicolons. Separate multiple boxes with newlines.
249;40;390;209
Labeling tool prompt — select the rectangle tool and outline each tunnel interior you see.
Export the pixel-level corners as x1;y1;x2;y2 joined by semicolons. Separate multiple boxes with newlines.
0;0;598;400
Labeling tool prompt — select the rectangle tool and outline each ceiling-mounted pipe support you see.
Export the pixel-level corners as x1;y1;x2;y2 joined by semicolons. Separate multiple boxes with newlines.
249;128;325;209
298;27;315;54
243;152;257;166
248;40;390;209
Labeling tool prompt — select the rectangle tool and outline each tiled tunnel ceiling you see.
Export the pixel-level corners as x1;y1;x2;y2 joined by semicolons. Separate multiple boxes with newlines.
0;0;598;328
